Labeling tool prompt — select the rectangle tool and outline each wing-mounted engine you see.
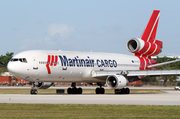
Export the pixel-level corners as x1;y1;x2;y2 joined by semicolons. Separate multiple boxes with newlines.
106;75;128;89
35;82;53;89
127;38;162;56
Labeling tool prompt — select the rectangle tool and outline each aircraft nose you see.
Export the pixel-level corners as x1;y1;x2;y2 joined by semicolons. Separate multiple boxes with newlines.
7;61;22;76
7;60;28;80
7;61;15;74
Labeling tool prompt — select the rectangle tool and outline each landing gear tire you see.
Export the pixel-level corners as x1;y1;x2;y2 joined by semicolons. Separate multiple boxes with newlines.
30;89;38;95
67;87;82;94
121;88;125;94
96;88;100;94
96;88;105;94
125;88;130;94
101;88;105;94
114;88;130;94
77;88;82;94
67;88;72;94
95;82;105;94
67;82;83;94
72;87;77;94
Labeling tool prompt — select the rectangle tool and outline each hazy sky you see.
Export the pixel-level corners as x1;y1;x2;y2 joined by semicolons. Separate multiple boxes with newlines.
0;0;180;56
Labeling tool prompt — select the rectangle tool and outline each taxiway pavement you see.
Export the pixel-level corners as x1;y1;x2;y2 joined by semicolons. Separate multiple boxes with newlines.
0;86;174;90
0;91;180;105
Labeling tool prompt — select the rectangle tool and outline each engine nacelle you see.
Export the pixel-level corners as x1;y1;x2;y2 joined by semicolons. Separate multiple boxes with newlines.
127;38;162;56
35;82;53;89
106;75;128;89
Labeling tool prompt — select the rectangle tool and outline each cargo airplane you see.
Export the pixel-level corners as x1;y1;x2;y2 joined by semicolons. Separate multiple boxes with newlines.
7;10;180;94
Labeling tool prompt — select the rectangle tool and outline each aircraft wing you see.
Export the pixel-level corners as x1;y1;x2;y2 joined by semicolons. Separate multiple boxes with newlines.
91;70;123;78
91;70;180;78
126;70;180;76
92;58;180;78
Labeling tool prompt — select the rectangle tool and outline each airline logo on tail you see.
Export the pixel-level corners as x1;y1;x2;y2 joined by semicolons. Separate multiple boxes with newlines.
127;10;162;70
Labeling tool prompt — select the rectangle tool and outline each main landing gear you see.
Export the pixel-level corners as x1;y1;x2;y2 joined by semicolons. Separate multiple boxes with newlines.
30;82;38;95
67;82;82;94
31;89;38;94
95;83;105;94
115;88;130;94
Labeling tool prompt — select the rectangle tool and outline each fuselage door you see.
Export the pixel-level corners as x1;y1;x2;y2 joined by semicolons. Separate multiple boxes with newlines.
33;57;38;70
31;57;39;80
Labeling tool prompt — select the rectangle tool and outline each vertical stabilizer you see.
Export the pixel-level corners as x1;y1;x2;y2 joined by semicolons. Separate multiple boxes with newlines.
141;10;160;43
127;10;162;70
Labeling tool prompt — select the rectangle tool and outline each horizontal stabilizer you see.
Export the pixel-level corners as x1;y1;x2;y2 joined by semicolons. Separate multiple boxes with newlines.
148;59;180;68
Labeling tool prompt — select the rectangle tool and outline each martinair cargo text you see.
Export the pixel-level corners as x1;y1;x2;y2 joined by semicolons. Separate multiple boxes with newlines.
7;10;180;94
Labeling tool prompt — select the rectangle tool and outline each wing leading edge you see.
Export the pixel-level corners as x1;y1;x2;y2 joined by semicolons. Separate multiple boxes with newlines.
91;70;180;78
127;70;180;76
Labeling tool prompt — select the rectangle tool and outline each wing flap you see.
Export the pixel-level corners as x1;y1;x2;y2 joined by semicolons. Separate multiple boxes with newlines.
127;70;180;76
91;70;123;78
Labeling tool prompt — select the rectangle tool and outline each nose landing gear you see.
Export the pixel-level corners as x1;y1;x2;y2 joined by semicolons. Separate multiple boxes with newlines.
30;89;38;94
30;82;38;94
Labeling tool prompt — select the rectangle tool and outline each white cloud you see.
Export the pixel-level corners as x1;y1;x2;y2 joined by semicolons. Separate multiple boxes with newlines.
20;23;76;50
46;23;75;40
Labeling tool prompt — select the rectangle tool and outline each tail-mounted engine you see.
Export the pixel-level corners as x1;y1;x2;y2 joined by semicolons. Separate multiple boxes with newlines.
126;10;161;70
35;82;53;89
106;75;128;89
127;38;162;56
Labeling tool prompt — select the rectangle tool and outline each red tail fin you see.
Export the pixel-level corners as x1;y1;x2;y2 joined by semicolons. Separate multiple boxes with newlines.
127;10;162;57
128;10;162;70
141;10;160;43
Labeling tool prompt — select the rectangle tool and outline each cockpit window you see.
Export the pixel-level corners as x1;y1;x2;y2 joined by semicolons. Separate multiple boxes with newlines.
10;58;27;63
19;59;23;62
22;58;27;63
13;59;19;62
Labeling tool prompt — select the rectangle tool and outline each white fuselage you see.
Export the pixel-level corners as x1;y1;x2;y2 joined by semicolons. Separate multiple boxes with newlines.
7;50;140;83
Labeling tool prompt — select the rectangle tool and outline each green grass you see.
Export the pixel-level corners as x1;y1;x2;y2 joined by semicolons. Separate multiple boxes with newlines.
0;89;177;118
0;104;180;118
0;89;164;94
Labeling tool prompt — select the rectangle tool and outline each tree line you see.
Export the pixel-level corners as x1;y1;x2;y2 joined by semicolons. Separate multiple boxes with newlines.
142;56;180;86
0;52;14;73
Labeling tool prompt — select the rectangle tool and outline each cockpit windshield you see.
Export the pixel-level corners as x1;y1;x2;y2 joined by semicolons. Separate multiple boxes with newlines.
10;58;27;63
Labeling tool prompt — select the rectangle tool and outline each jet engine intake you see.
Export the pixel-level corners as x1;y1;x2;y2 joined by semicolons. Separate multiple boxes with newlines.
106;75;128;89
35;82;53;89
127;38;162;56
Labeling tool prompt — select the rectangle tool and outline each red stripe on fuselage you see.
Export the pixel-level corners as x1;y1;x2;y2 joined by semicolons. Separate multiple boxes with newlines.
54;55;58;66
135;55;149;70
50;55;54;66
46;55;51;74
